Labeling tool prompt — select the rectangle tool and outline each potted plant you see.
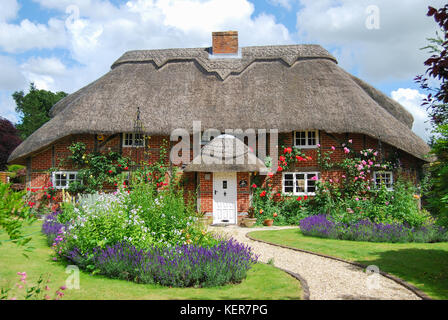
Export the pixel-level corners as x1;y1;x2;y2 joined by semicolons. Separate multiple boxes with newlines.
241;206;257;227
263;212;277;227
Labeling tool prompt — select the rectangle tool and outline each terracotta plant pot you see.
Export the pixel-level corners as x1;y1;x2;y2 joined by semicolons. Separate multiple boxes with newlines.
263;219;274;226
242;218;257;228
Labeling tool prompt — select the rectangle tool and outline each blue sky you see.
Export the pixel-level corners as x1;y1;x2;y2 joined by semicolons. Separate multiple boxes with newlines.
0;0;444;142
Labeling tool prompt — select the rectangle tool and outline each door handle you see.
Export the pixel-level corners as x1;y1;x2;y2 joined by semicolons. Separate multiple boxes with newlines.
214;190;217;195
224;192;226;196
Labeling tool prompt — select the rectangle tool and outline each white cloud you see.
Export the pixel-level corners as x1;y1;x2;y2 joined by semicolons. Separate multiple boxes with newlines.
21;57;67;76
0;18;67;53
0;55;26;91
0;0;19;22
391;88;431;142
296;0;447;82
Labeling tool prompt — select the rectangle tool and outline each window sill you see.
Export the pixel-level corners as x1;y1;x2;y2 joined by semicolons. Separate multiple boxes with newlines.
293;145;318;149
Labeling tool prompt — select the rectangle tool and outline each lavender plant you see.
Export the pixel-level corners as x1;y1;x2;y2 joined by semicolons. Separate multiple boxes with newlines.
299;215;448;243
67;238;258;287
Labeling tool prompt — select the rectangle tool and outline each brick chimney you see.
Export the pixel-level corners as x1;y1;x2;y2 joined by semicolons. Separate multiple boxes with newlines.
212;31;238;54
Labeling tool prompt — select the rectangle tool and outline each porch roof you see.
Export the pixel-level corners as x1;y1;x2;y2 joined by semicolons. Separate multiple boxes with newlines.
184;134;267;172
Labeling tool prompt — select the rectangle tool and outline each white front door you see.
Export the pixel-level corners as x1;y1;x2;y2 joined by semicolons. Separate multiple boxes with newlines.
213;172;237;224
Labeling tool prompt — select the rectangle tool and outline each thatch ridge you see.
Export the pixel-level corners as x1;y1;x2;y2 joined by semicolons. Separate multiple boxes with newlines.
9;44;430;164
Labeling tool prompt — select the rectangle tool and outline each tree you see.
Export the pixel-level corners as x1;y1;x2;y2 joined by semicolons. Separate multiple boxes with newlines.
416;5;448;226
0;117;21;171
13;83;68;140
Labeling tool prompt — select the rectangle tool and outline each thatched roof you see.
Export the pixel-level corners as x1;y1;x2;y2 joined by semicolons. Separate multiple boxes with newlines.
8;44;430;164
185;134;267;172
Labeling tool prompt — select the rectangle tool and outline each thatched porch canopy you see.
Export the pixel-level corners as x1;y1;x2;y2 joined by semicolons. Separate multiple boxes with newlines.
8;44;430;164
184;134;267;172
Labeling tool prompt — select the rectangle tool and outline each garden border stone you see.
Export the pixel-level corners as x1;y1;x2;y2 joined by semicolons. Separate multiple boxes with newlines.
246;232;432;300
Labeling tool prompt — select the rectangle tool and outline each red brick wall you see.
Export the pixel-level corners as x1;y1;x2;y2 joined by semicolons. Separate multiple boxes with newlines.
26;131;424;213
198;172;213;213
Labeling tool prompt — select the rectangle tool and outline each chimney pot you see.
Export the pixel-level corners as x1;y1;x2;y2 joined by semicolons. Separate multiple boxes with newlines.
212;31;238;55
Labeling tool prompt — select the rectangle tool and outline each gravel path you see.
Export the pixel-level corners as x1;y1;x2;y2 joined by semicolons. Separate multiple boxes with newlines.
209;225;421;300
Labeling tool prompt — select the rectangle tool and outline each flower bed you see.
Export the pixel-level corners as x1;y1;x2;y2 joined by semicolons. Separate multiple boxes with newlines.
299;215;448;243
41;170;258;287
65;239;258;287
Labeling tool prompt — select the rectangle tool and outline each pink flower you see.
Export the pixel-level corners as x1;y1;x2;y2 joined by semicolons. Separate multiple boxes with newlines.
317;143;321;147
355;198;359;201
342;175;346;179
60;286;67;291
331;146;336;151
348;139;353;143
344;147;350;154
311;175;318;181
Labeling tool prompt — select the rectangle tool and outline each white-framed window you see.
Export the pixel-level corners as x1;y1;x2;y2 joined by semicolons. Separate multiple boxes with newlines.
373;171;394;190
282;172;319;195
52;171;79;189
123;133;145;147
293;130;319;148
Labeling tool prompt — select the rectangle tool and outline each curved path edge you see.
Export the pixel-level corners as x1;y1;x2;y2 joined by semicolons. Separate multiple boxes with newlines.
267;263;311;300
246;232;432;300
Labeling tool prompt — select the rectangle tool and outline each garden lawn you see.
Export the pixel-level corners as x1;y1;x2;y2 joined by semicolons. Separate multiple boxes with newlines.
0;222;302;300
249;228;448;300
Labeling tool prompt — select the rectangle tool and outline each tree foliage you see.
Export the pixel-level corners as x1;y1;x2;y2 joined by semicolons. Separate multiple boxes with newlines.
0;117;21;171
416;5;448;226
13;83;68;140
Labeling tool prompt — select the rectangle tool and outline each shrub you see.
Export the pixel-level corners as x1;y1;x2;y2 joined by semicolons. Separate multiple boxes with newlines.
299;215;448;243
128;182;217;247
0;182;33;246
74;238;258;287
54;188;153;256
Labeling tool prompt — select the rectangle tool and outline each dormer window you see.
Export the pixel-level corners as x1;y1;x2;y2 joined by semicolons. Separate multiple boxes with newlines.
294;130;319;148
123;133;145;147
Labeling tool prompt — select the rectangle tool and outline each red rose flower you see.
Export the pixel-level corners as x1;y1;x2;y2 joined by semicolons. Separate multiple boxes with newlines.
124;166;129;170
277;166;283;172
296;196;302;201
273;213;278;217
279;156;286;162
304;195;308;200
108;170;113;174
251;184;257;188
260;191;266;197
